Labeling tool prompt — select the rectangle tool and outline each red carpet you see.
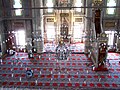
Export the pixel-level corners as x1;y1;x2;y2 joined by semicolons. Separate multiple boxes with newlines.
0;52;120;89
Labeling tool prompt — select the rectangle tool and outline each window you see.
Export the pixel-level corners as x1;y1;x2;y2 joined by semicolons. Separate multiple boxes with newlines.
74;0;82;12
13;0;22;16
106;0;116;15
46;0;53;13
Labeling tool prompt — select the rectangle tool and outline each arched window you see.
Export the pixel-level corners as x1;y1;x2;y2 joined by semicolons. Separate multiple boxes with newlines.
13;0;22;16
106;0;116;15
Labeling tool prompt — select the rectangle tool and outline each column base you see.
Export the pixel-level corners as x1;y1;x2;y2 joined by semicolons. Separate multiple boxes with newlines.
93;64;108;71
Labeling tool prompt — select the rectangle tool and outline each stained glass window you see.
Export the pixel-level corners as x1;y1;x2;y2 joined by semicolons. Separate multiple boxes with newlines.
13;0;22;16
106;0;116;15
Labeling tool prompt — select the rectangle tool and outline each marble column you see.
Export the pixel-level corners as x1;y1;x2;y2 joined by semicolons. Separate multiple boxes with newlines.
32;0;44;53
84;0;92;52
0;21;6;55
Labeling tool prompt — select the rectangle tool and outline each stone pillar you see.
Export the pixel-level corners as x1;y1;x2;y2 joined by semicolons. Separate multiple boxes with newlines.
84;0;92;52
0;21;6;55
32;0;44;53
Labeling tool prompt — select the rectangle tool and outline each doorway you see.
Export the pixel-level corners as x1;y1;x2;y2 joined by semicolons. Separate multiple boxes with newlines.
105;31;116;49
15;30;26;49
46;25;55;42
73;23;84;43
